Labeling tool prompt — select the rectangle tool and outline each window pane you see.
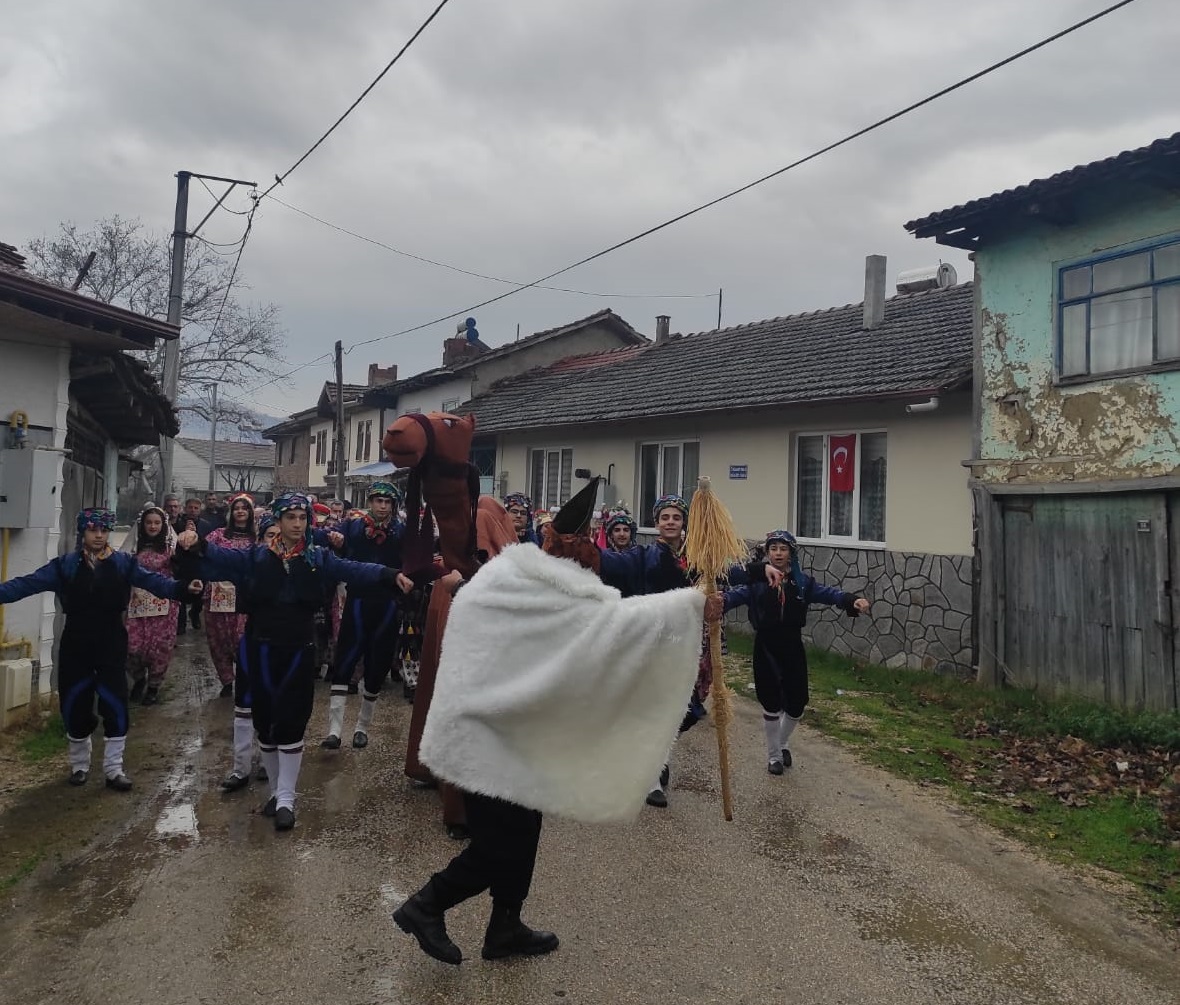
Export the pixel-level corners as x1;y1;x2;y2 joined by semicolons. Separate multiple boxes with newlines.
639;444;659;524
530;450;544;507
1090;288;1152;373
796;436;823;538
1061;303;1088;376
1092;252;1149;294
681;442;700;498
560;448;573;503
1155;242;1180;281
545;451;559;509
858;433;887;542
829;485;853;536
1061;266;1090;300
661;445;680;496
1157;285;1180;361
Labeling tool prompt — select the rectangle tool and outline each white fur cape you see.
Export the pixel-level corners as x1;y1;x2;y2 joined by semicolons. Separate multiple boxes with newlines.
419;543;705;823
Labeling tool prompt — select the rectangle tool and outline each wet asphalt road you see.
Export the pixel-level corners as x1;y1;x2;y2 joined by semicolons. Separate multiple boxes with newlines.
0;633;1177;1005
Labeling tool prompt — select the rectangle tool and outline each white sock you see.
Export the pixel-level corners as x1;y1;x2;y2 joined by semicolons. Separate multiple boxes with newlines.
763;714;784;762
355;693;377;733
102;735;127;779
780;713;802;751
232;712;254;777
326;693;346;739
275;743;303;812
259;745;279;799
68;735;92;774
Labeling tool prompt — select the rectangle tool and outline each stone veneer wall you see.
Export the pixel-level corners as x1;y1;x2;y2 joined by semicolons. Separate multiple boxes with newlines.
725;545;975;675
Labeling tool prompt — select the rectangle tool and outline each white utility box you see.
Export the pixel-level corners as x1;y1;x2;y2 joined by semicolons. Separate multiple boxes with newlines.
0;449;60;528
1;657;33;728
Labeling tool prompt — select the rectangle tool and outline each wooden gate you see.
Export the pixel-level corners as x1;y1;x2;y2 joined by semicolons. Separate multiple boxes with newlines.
1001;493;1177;711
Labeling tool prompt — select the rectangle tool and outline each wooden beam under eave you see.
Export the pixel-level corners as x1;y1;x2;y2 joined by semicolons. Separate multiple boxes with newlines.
931;229;980;251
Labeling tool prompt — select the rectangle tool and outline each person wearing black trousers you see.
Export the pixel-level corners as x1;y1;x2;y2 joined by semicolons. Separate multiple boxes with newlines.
173;496;213;633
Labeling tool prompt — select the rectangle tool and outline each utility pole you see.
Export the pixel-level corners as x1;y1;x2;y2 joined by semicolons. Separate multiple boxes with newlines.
207;383;218;491
157;170;257;500
334;340;346;505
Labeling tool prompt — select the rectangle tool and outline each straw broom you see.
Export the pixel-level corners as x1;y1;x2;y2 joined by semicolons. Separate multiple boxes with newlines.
685;475;748;821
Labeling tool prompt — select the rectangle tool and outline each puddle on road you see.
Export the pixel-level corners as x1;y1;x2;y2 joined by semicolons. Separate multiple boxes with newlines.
152;736;203;843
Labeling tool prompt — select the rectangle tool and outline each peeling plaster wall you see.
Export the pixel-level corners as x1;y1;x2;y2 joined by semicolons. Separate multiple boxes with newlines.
975;190;1180;484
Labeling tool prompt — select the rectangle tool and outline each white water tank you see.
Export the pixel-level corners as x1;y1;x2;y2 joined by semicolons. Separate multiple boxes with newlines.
896;263;958;293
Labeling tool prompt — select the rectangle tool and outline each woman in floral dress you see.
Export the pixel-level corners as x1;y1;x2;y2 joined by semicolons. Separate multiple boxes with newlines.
126;503;180;705
203;493;255;698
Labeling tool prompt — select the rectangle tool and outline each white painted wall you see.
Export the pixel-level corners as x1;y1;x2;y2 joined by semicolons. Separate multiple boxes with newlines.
397;377;473;417
0;338;70;689
172;442;274;499
495;392;972;556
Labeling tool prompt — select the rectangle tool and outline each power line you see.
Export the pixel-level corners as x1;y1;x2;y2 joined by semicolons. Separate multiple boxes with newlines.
338;0;1139;354
269;194;719;299
196;175;253;215
206;197;259;343
260;0;454;200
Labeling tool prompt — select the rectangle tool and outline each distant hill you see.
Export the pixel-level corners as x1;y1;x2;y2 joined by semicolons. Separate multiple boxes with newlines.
178;411;282;443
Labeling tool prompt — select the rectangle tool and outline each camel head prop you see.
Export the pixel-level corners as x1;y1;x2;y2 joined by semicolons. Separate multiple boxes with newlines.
382;412;481;580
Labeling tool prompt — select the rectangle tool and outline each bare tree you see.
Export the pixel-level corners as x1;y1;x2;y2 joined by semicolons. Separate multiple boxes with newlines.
180;385;268;442
24;216;286;394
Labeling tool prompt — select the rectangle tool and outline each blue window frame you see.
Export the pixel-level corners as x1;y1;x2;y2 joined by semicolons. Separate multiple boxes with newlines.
1058;237;1180;378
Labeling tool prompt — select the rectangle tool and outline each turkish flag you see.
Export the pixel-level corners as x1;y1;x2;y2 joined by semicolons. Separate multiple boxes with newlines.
829;435;856;493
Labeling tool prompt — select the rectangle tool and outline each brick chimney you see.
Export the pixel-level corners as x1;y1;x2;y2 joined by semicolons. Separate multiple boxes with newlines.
655;315;671;344
367;363;397;386
0;242;27;270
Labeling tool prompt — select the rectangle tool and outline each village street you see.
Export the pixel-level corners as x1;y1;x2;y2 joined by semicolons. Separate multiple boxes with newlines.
0;634;1176;1005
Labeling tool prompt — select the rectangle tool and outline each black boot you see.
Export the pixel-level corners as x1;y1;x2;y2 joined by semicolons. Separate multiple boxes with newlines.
393;880;462;965
481;902;559;961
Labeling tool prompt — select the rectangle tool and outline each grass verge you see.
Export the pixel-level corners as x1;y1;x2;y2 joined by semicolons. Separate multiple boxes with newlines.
722;633;1180;925
0;852;43;893
18;717;67;763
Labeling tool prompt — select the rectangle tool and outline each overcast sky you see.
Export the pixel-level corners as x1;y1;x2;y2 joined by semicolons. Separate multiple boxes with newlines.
3;0;1177;418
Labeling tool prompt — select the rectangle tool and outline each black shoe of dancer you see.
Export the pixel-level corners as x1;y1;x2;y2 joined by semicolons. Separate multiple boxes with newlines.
221;771;250;792
393;881;463;965
781;748;793;768
129;678;147;702
274;807;295;831
352;730;368;749
142;686;160;706
645;788;668;808
445;824;469;841
481;904;559;960
255;763;268;782
261;796;277;817
659;763;670;788
105;774;133;792
321;734;342;750
68;770;88;786
218;682;233;698
767;759;784;776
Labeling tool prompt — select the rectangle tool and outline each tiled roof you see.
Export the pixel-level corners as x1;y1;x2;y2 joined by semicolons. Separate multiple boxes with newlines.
906;133;1180;248
461;283;974;433
176;438;275;468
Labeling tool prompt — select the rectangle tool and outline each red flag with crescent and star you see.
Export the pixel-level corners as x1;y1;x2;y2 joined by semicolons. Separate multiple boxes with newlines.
829;435;856;493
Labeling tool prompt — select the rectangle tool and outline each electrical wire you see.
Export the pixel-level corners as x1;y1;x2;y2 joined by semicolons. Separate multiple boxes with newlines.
268;194;720;299
260;0;454;200
341;0;1139;353
205;197;259;343
196;175;253;215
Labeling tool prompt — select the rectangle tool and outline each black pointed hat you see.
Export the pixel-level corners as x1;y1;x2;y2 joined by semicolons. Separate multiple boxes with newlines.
552;477;602;535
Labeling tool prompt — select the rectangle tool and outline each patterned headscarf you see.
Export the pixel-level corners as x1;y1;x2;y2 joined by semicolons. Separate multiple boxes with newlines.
131;502;177;554
225;492;255;539
764;529;803;584
604;510;637;536
256;514;276;541
651;494;688;526
365;480;403;536
503;492;537;543
270;493;314;562
75;507;116;551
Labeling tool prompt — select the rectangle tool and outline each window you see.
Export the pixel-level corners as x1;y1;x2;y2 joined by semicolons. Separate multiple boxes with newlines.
528;448;573;509
354;420;373;462
1058;237;1180;378
287;437;297;465
638;440;700;526
795;432;886;544
441;397;460;413
314;429;327;466
471;443;497;497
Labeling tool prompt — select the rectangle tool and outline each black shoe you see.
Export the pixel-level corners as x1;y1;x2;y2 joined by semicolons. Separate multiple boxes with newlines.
219;682;233;698
347;682;359;695
68;769;88;787
220;771;250;793
782;748;793;768
274;806;295;831
393;887;462;966
129;678;146;702
352;730;368;749
645;788;668;808
261;796;277;817
445;824;470;841
768;759;784;776
321;734;341;750
481;906;559;961
105;773;133;792
255;764;268;782
659;763;670;788
142;686;160;706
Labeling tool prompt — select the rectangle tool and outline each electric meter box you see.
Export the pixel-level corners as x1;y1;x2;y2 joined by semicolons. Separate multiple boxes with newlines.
0;449;59;528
